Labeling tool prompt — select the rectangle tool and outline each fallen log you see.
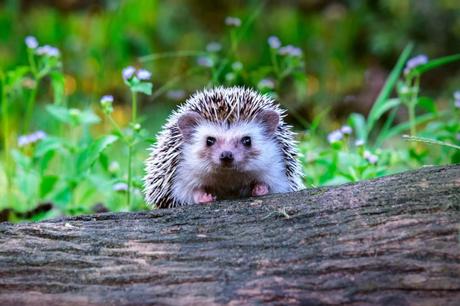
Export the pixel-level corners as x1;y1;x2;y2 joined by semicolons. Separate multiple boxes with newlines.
0;165;459;306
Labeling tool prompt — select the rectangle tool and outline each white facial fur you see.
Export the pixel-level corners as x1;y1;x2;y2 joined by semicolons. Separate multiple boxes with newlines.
172;115;291;205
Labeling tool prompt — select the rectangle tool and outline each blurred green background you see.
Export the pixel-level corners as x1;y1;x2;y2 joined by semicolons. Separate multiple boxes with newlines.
0;0;459;221
1;0;459;130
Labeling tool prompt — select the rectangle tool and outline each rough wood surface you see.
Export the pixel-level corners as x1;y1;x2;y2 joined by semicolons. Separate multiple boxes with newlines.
0;165;459;306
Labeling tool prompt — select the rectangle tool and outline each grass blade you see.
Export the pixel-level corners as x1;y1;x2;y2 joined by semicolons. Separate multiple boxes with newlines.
366;43;414;139
402;135;460;150
411;53;460;76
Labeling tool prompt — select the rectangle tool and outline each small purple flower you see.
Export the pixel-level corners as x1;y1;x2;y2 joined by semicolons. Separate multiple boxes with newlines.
267;36;281;49
18;130;47;147
225;16;241;27
454;91;460;101
137;69;152;81
100;95;114;114
46;46;60;57
257;78;275;90
454;91;460;108
197;56;213;67
113;183;128;192
34;130;47;140
340;125;352;135
278;45;302;57
100;95;114;104
364;150;378;164
327;130;343;144
404;54;428;75
18;135;30;147
36;45;60;57
25;36;38;49
122;66;136;80
206;42;222;52
166;89;185;100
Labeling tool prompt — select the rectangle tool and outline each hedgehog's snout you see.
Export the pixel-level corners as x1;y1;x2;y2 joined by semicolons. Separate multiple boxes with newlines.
219;151;234;166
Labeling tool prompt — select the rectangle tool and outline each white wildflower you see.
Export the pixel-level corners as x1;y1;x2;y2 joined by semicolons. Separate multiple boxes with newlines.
17;130;47;147
122;66;136;80
257;78;275;90
340;125;352;135
113;183;128;192
364;150;378;164
206;42;222;52
137;69;152;81
279;45;302;57
197;56;213;67
327;130;343;143
25;36;38;49
267;36;281;49
36;45;60;57
225;16;241;27
100;95;114;104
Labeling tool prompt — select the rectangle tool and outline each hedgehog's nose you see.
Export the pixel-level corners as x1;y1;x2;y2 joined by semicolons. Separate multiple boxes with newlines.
219;151;234;164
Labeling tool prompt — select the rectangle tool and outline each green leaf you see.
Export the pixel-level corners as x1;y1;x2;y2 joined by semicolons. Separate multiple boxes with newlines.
366;43;414;139
53;185;72;208
46;105;73;124
411;53;460;76
131;82;153;95
6;66;30;89
377;112;439;145
38;150;55;174
34;136;66;157
11;149;32;170
368;98;401;128
76;135;118;173
99;152;110;172
40;175;59;198
78;109;100;125
46;105;100;126
50;71;65;105
348;113;367;142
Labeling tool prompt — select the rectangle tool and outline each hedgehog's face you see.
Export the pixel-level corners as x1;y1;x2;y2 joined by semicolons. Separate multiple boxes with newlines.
177;110;280;172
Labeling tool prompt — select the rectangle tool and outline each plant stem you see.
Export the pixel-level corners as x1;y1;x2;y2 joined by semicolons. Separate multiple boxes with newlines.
131;91;137;123
270;48;280;77
127;90;138;208
408;75;420;137
408;103;416;137
24;83;38;133
127;144;132;208
1;73;12;196
24;49;40;133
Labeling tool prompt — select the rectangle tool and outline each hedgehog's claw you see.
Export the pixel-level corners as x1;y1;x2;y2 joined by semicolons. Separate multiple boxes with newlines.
193;189;216;204
252;183;269;197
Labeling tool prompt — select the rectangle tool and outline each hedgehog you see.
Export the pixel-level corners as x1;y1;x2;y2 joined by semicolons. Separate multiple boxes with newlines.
143;86;305;208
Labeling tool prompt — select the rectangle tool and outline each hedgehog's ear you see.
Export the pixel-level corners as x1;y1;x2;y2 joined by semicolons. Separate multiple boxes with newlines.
256;109;279;135
177;112;202;141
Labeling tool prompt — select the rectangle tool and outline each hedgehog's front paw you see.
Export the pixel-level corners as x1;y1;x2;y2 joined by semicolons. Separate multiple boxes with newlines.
252;183;269;197
193;189;216;204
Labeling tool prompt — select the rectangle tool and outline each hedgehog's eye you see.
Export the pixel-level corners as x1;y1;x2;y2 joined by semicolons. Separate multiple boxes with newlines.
206;136;216;146
241;136;251;147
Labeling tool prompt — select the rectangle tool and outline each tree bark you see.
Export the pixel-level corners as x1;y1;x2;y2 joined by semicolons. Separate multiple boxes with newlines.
0;165;459;306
